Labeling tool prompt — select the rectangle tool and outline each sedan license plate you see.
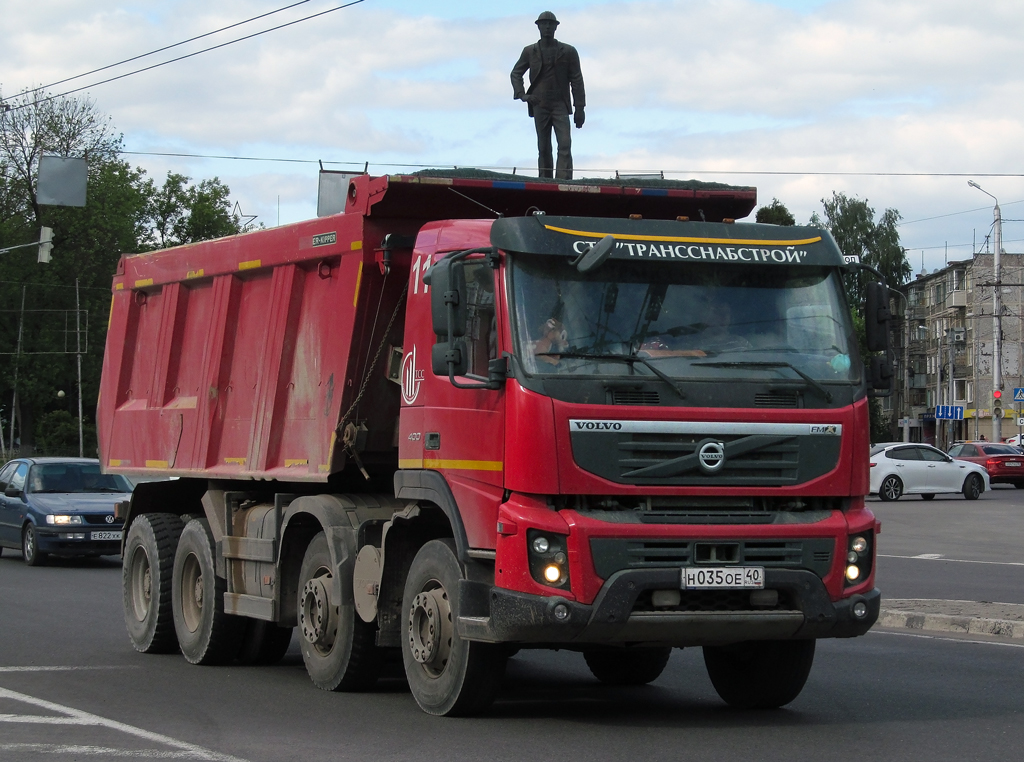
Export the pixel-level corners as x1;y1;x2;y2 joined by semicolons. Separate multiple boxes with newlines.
682;566;764;590
91;531;122;541
1005;461;1021;467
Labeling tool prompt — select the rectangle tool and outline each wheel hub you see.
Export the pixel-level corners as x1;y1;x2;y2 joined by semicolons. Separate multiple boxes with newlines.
407;587;453;674
300;575;336;650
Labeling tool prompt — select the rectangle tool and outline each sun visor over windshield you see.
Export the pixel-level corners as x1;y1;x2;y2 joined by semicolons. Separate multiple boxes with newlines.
491;216;845;267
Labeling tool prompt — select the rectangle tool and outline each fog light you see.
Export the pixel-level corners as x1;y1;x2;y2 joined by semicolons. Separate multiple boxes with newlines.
544;564;562;583
845;564;861;582
847;551;859;563
851;536;868;553
553;603;569;621
853;601;868;618
532;536;550;554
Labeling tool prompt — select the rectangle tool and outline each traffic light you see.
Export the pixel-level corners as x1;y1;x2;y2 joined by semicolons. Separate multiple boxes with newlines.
37;226;53;263
994;389;1003;416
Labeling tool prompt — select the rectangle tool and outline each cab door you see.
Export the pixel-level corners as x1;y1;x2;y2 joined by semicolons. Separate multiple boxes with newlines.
0;461;21;546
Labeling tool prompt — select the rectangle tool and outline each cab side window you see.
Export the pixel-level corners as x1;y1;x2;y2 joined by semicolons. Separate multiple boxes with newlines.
463;261;498;378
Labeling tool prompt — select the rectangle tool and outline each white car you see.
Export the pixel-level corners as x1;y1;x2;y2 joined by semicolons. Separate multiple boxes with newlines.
869;442;989;501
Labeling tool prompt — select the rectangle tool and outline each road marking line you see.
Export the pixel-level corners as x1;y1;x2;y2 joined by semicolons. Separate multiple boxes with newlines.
0;666;137;673
870;630;1024;649
0;714;91;724
0;687;249;762
0;743;201;758
879;553;1024;567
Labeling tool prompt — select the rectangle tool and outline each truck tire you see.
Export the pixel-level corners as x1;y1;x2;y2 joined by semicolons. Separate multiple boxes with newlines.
22;523;47;566
171;518;244;665
238;620;294;665
703;639;815;709
584;647;673;685
402;539;507;716
298;531;380;691
123;513;184;653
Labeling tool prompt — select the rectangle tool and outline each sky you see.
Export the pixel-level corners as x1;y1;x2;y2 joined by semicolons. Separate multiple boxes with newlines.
3;0;1023;275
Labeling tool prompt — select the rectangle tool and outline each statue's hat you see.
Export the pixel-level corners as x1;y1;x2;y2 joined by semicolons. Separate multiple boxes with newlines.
535;11;559;24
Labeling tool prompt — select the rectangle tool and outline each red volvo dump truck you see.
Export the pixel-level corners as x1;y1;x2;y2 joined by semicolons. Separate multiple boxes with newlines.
99;170;888;716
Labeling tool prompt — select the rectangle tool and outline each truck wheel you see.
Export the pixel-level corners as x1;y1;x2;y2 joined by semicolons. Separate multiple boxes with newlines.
402;539;507;716
962;473;983;500
238;620;294;665
703;639;815;709
22;524;47;566
172;518;244;665
878;475;903;502
298;531;380;691
123;513;184;653
584;647;673;685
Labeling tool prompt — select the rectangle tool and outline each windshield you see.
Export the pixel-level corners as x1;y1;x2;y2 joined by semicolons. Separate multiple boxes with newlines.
509;254;859;384
29;463;133;494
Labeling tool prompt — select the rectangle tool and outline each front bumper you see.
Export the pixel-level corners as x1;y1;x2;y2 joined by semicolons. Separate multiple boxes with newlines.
458;568;879;646
36;527;123;556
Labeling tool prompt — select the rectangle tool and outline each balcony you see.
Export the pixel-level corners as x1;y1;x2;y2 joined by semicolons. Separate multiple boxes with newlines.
945;290;968;309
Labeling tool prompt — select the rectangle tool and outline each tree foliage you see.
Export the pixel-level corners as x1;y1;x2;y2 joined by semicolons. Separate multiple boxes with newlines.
811;192;910;308
755;198;795;226
0;88;244;454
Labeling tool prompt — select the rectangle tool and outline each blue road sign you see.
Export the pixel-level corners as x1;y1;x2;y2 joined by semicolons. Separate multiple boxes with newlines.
935;406;964;420
1015;388;1024;402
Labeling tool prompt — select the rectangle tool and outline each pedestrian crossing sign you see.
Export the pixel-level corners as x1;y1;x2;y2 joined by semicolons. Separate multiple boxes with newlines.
1015;388;1024;402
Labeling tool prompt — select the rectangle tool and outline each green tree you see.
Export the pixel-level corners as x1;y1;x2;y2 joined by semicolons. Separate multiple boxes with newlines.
755;198;795;226
147;172;240;249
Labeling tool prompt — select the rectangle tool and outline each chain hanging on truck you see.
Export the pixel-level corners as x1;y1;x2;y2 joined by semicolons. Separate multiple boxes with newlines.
335;280;409;480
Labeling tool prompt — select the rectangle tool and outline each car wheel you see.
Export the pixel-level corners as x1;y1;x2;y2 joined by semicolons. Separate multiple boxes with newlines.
123;513;185;653
584;647;673;685
402;539;507;716
962;473;984;500
22;524;47;566
879;475;903;502
921;494;935;501
298;531;381;691
703;639;816;709
171;518;245;665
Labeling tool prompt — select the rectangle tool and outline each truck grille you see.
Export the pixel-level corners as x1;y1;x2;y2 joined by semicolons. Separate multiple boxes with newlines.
631;589;798;613
590;537;835;580
611;390;660;406
619;433;801;483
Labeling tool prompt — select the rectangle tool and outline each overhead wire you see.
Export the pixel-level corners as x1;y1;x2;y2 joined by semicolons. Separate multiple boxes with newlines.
6;0;367;110
23;0;315;96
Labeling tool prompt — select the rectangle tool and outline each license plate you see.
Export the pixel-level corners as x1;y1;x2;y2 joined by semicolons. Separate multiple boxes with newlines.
682;566;764;589
91;531;122;541
1005;461;1021;467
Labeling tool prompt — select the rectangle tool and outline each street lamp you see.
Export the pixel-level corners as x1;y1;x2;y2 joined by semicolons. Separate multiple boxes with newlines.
969;180;1003;440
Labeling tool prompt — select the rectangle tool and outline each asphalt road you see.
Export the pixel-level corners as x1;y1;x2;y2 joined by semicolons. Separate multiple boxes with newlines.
1;487;1023;761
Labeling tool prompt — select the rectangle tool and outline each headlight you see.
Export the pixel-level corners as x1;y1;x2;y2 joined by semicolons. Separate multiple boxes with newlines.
46;515;83;525
527;529;570;589
845;532;873;587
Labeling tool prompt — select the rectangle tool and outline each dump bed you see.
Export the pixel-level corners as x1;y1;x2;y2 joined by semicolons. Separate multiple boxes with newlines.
98;171;756;481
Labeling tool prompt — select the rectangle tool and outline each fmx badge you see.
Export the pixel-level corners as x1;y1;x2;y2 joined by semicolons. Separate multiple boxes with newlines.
312;231;337;247
809;424;842;435
401;346;424;405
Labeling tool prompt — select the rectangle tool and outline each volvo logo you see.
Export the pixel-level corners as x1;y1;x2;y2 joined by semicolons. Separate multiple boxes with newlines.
697;441;726;474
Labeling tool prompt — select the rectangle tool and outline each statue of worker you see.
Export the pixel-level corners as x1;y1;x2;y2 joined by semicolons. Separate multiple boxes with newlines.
510;11;586;180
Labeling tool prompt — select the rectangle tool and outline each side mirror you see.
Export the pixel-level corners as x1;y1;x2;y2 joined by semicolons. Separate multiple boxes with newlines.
429;259;467;338
865;281;891;353
5;486;23;499
867;355;893;396
432;340;468;377
574;235;617;273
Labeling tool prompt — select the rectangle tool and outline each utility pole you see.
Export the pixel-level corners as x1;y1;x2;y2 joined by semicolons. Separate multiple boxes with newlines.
970;181;1003;441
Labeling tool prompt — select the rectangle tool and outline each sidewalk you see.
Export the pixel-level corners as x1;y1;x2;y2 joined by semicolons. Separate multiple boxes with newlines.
878;598;1024;639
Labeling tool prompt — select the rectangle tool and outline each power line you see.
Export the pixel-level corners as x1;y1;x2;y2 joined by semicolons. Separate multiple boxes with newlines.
23;0;314;96
900;200;1024;227
6;0;367;110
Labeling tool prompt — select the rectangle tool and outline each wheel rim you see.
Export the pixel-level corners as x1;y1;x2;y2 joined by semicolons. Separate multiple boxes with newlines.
23;527;34;560
129;546;152;622
968;476;980;497
300;568;337;655
407;580;453;678
883;477;900;500
180;552;203;633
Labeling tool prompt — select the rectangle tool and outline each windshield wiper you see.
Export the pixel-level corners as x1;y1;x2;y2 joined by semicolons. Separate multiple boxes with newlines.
535;351;687;400
693;360;833;403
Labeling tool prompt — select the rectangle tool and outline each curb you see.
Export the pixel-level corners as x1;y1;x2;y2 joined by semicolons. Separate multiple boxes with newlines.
878;609;1024;639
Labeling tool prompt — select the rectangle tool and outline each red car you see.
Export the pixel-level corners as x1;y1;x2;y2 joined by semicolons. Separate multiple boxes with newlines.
948;442;1024;487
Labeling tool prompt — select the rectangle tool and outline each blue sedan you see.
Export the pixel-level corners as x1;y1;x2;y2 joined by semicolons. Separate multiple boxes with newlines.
0;458;133;566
